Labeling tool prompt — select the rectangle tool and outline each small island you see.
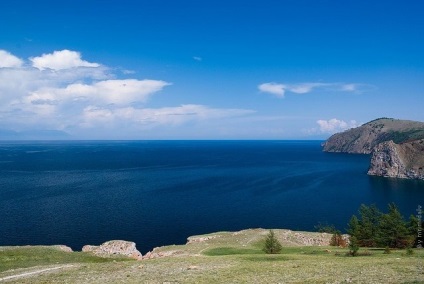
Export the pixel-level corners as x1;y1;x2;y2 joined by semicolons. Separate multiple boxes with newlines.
322;118;424;180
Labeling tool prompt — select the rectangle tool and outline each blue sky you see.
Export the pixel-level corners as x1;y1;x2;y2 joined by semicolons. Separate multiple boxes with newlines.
0;0;423;139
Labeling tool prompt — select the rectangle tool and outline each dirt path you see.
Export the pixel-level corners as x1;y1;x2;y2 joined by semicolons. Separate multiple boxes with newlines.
0;265;75;282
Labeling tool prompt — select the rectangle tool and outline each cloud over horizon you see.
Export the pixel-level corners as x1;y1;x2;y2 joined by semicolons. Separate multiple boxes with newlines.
0;49;254;138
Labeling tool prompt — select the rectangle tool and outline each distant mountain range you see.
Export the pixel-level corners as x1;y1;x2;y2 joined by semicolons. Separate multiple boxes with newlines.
323;118;424;180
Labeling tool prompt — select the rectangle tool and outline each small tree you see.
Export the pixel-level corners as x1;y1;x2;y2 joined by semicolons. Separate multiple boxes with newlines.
348;236;359;256
263;230;282;254
347;215;360;237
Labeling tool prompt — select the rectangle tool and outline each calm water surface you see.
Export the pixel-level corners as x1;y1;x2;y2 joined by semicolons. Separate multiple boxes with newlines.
0;140;423;253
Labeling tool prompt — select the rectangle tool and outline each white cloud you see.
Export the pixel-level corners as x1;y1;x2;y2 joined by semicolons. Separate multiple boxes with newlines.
193;56;202;61
0;49;256;138
0;50;23;68
259;82;363;98
30;79;171;106
30;50;100;70
316;118;359;134
258;82;286;97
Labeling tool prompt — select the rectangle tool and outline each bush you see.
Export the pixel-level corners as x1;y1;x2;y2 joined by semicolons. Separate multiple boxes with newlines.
330;233;347;247
263;230;282;254
383;246;391;254
406;247;414;256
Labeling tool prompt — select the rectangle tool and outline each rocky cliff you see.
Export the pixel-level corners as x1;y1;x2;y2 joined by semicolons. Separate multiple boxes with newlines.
322;118;424;180
368;139;424;180
322;118;424;154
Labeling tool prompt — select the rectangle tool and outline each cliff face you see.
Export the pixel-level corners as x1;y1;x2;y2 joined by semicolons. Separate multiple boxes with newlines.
323;118;424;154
368;139;424;180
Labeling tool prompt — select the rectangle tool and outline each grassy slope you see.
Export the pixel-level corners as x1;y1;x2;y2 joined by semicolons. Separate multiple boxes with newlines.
1;229;423;283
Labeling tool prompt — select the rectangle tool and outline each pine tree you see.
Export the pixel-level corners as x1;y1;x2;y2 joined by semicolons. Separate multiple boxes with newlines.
263;230;282;254
348;236;359;256
377;203;410;248
347;215;360;238
357;204;382;247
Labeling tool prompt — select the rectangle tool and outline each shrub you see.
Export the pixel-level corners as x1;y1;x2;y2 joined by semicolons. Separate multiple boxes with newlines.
330;233;347;247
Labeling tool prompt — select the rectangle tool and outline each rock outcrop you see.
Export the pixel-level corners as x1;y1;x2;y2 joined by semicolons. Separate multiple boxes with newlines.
54;245;73;252
323;118;424;154
368;139;424;180
82;240;142;260
142;248;185;260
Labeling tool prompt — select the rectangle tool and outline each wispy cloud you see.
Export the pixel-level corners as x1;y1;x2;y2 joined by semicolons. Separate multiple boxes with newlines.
193;56;202;62
259;82;366;98
81;104;255;128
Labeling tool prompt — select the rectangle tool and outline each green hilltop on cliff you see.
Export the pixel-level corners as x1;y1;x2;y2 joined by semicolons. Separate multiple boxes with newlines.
323;118;424;154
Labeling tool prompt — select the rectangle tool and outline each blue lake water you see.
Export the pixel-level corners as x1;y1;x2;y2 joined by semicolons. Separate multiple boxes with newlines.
0;140;423;253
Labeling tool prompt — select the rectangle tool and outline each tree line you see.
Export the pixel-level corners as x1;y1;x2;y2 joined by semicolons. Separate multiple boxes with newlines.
347;203;420;249
262;202;422;255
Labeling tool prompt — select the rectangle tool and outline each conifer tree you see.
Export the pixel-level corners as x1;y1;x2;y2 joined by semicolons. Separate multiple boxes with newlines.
377;203;410;248
348;236;359;256
357;204;382;246
347;215;360;238
263;230;282;254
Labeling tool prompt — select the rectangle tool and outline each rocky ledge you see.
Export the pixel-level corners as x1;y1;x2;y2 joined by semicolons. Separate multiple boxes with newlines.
368;139;424;180
82;240;142;260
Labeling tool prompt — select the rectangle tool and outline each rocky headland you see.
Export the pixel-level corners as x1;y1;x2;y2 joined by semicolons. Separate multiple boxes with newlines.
323;118;424;180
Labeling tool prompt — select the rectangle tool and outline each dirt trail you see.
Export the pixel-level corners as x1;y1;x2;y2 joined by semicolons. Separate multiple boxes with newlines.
0;265;74;282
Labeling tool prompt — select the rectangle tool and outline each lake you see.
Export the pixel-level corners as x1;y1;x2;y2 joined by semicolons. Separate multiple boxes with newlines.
0;140;423;253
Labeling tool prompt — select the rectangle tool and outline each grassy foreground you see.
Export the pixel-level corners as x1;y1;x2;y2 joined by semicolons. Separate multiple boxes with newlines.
0;229;423;283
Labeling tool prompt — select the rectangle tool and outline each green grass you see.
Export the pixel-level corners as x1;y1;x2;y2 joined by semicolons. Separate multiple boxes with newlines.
1;229;424;283
203;247;263;256
0;247;133;272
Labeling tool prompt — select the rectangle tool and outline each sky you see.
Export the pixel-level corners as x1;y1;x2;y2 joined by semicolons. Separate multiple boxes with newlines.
0;0;423;140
